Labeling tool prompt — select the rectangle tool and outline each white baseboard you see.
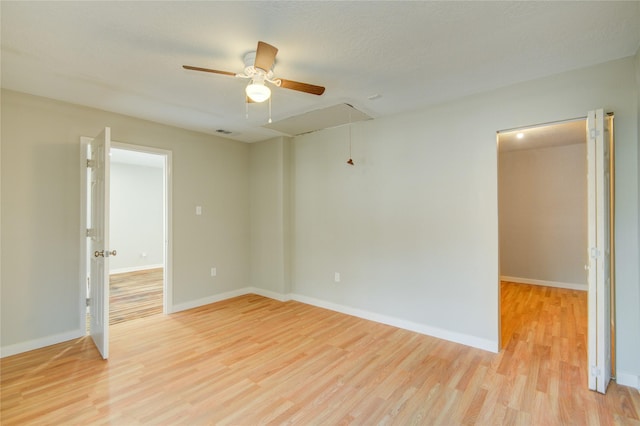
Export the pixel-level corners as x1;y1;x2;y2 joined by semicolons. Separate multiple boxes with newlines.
1;287;500;358
170;287;290;313
290;293;499;353
110;264;164;275
616;370;640;390
171;288;250;313
0;329;85;358
501;276;587;291
171;288;498;353
246;287;291;302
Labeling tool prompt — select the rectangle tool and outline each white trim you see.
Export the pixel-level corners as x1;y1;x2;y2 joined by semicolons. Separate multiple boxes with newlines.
0;329;84;358
171;288;251;313
290;293;499;353
500;276;587;291
171;287;497;352
616;371;640;390
3;288;500;357
172;288;291;312
247;287;292;302
110;264;164;275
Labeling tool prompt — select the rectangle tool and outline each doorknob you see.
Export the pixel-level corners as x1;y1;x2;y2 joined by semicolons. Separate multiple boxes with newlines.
94;250;117;257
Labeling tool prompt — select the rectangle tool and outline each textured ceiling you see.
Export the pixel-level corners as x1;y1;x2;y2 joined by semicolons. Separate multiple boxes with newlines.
1;1;639;143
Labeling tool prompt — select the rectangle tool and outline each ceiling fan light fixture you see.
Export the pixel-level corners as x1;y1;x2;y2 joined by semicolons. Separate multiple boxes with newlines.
245;81;271;103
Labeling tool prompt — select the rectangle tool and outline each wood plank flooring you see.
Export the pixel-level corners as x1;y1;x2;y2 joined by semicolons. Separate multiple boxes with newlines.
2;282;639;425
109;268;163;325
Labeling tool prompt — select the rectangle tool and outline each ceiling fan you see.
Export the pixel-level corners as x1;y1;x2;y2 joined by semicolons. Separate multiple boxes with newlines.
183;41;325;103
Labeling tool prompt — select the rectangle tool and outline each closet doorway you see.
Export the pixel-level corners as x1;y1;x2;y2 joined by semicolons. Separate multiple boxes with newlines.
498;119;588;293
497;111;615;394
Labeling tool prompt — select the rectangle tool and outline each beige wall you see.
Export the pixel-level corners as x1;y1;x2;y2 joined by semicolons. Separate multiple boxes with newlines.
249;137;292;296
290;57;638;380
109;162;164;272
1;90;250;351
499;143;587;287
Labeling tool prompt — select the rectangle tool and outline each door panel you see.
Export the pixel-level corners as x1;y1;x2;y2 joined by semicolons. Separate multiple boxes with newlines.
586;109;611;393
88;127;111;359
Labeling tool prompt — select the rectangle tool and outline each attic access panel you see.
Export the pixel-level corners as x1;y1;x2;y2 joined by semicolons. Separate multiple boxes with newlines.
264;103;371;136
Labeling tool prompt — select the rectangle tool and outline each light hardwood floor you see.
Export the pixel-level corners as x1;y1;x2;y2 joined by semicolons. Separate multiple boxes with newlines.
109;268;163;325
2;282;639;425
86;269;163;332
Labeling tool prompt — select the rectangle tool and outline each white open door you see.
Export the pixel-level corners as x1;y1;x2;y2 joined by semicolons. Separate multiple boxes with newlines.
88;127;113;359
586;109;612;393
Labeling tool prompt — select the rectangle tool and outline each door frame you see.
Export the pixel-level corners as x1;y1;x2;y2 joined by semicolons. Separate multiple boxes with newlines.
80;138;174;335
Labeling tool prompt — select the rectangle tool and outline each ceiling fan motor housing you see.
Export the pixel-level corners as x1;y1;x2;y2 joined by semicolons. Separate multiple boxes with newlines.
243;52;274;77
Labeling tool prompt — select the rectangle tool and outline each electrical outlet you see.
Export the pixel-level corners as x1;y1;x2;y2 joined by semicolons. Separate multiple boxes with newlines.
334;272;341;283
211;267;217;277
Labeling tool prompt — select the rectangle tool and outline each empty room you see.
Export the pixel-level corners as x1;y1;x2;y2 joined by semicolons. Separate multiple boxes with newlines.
1;2;639;424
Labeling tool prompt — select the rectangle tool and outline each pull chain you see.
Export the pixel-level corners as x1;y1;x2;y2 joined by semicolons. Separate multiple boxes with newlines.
347;111;354;165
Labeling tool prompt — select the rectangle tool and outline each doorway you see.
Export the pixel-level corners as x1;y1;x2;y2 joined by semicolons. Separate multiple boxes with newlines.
498;119;588;292
108;147;166;324
497;112;615;393
80;137;173;351
498;118;588;354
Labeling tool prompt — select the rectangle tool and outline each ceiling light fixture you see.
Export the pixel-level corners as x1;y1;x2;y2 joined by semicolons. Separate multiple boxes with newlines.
516;132;524;139
245;79;271;103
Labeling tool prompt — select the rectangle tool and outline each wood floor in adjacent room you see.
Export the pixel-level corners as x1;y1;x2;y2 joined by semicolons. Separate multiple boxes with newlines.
2;282;639;425
109;268;163;325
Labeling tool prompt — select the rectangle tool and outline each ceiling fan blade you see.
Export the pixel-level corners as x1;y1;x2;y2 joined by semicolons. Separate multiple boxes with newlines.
279;79;325;96
183;65;236;76
254;41;278;72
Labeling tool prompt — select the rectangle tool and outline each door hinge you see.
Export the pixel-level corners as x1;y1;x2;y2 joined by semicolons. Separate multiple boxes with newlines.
86;159;95;168
86;228;96;238
589;129;600;140
590;247;600;259
591;365;601;378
